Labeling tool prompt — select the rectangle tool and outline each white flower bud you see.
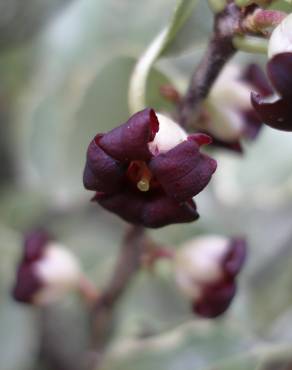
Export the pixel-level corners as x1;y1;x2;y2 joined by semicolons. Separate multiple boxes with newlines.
33;243;81;305
268;14;292;59
202;65;252;141
148;113;187;155
174;236;230;300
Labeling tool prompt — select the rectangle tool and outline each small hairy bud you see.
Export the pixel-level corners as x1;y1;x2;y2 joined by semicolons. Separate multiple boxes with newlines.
174;235;247;318
12;231;82;305
199;63;271;152
203;65;252;142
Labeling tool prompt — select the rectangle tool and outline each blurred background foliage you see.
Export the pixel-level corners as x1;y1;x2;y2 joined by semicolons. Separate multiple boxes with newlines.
1;0;292;369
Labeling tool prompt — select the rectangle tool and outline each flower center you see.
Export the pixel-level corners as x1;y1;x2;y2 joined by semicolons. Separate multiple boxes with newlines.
127;161;153;192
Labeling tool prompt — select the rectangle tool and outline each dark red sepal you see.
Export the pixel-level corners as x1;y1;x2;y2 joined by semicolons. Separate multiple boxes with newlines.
99;108;159;162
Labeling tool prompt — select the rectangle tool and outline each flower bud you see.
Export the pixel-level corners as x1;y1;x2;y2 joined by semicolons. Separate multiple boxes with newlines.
206;65;251;141
198;63;272;152
268;14;292;59
13;230;82;305
174;235;247;318
148;113;187;155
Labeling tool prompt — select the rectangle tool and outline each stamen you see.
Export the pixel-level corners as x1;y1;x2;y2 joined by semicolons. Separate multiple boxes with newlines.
137;178;150;192
136;164;152;192
127;160;153;192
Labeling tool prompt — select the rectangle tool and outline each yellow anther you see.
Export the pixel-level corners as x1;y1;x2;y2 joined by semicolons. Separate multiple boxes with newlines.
137;179;150;192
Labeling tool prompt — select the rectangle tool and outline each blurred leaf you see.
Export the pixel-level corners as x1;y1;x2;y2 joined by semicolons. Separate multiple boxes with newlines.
161;0;200;55
101;320;292;370
0;0;74;50
270;0;292;11
0;226;38;370
129;0;211;113
248;238;292;333
113;271;192;339
100;321;258;370
161;0;211;57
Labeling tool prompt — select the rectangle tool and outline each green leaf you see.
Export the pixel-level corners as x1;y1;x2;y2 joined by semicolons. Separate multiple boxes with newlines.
100;319;292;370
100;321;258;370
0;227;38;370
0;0;73;50
128;0;206;114
270;0;292;11
161;0;201;55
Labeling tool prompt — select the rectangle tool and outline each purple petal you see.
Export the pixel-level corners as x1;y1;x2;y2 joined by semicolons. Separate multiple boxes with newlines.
12;264;42;303
242;110;263;140
149;138;217;202
242;63;273;97
94;190;199;228
99;108;159;162
251;92;292;131
83;136;125;193
193;281;237;319
208;135;243;154
268;53;292;98
223;238;247;278
23;230;50;262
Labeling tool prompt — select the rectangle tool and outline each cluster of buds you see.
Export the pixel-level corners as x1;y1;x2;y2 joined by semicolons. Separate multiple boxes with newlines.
83;109;217;228
174;236;247;318
12;230;82;305
199;63;272;152
251;14;292;131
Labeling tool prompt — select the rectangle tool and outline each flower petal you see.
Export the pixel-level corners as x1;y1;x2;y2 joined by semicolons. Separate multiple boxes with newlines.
99;108;159;162
193;281;237;318
12;264;42;303
210;136;243;154
23;230;50;262
94;191;199;228
242;63;273;97
83;137;125;193
149;138;217;202
268;52;292;98
223;238;247;278
251;92;292;131
242;110;262;140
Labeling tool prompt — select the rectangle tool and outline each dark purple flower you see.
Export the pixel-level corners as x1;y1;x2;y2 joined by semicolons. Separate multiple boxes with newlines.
12;230;81;305
251;52;292;131
83;109;217;228
175;236;247;319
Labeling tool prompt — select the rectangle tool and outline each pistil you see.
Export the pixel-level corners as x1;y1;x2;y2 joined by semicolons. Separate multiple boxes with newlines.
137;165;152;192
127;161;153;192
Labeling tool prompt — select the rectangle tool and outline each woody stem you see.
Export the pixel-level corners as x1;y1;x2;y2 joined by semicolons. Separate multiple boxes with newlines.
90;226;146;366
178;2;241;128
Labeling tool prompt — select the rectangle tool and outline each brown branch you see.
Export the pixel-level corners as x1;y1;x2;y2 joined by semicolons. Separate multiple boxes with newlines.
91;226;146;353
178;2;242;128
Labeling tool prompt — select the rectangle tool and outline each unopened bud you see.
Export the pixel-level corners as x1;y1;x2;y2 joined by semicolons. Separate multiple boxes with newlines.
148;113;187;155
174;235;247;318
202;65;253;142
13;231;82;305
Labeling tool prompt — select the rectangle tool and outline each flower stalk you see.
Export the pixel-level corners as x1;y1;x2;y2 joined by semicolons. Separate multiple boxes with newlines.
178;2;241;128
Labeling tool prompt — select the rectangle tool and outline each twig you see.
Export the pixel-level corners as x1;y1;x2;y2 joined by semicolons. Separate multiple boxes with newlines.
91;226;146;353
178;2;241;128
